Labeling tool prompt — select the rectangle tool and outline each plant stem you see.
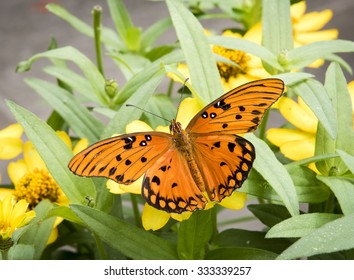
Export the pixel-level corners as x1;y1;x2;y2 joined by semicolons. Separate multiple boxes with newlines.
92;6;104;76
258;109;270;141
94;233;107;260
130;194;142;228
167;79;174;98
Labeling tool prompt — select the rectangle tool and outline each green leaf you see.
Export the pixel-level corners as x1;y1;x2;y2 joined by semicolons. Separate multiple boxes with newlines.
262;0;293;73
47;3;122;50
103;50;184;137
46;205;84;225
266;213;341;238
43;65;99;103
16;47;109;106
214;228;290;254
285;164;330;203
245;134;299;216
6;101;96;203
205;247;278;260
17;200;55;260
25;78;103;143
143;94;176;128
208;36;282;71
337;150;354;174
177;209;214;260
291;78;336;139
274;72;314;85
316;63;354;175
70;204;177;260
287;40;354;70
317;176;354;215
8;244;35;260
107;0;135;49
277;213;354;259
248;204;291;228
166;0;223;104
141;17;173;52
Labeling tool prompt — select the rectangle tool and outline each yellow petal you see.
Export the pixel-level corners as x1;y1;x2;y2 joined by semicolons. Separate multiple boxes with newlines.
8;159;28;185
176;97;204;128
280;138;316;161
142;203;170;231
0;188;14;200
0;138;23;159
170;211;193;222
106;177;142;195
219;191;247;210
243;22;262;44
0;123;23;139
47;227;58;245
2;195;14;225
295;29;338;45
294;10;333;32
126;120;153;133
290;1;306;21
56;131;72;150
278;97;317;133
23;141;47;172
267;128;314;147
347;81;354;95
73;138;89;155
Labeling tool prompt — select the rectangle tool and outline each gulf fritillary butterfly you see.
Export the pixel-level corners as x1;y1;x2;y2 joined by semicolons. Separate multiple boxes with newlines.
69;78;284;213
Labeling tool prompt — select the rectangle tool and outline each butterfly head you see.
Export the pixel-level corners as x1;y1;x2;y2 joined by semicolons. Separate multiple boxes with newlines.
169;119;184;135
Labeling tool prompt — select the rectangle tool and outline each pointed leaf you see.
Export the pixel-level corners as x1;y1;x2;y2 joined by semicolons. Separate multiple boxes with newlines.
70;204;177;260
205;247;278;260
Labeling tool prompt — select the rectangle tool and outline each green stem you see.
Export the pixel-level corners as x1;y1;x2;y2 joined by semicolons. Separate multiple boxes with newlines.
258;109;270;141
218;215;256;226
94;233;107;260
92;6;104;76
167;79;174;98
324;193;336;213
130;194;142;227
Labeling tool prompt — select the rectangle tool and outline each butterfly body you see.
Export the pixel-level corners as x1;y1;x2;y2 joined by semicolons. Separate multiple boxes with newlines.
69;78;284;213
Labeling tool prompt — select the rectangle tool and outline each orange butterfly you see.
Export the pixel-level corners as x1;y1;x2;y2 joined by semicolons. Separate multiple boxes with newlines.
69;78;284;213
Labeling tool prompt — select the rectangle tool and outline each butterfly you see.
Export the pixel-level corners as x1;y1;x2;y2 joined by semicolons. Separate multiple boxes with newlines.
69;78;284;213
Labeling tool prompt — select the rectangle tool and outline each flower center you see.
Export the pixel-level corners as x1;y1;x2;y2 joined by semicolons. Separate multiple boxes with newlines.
213;46;250;82
14;168;59;209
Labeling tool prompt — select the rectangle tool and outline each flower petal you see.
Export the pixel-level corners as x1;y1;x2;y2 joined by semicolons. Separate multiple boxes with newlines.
170;211;193;222
0;188;14;200
142;203;170;230
295;29;338;45
290;1;306;21
280;138;316;161
106;177;142;195
56;131;72;150
295;10;333;32
278;97;317;133
0;123;23;139
23;141;47;172
219;191;247;210
126;120;153;133
176;97;204;128
8;159;28;185
73;138;89;155
0;138;23;159
267;128;314;147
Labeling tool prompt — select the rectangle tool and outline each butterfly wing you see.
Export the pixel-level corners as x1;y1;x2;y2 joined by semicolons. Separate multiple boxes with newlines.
68;132;172;184
186;78;284;135
142;148;207;213
192;134;255;202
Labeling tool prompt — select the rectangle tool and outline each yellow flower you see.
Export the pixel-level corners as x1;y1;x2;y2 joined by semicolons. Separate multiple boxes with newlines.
291;1;338;47
267;82;354;165
0;123;23;160
107;98;247;230
5;131;88;244
174;26;268;92
0;195;36;244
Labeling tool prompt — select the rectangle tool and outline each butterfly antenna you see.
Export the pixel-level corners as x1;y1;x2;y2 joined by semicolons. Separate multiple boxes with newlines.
126;104;170;123
175;78;189;119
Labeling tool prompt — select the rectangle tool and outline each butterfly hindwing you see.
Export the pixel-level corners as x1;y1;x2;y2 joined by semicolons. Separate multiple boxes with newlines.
187;78;284;135
192;134;255;202
68;132;172;184
142;148;207;213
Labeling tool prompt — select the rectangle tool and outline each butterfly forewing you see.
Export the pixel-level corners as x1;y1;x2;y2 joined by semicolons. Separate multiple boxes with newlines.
187;78;284;135
192;134;255;202
68;132;172;184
